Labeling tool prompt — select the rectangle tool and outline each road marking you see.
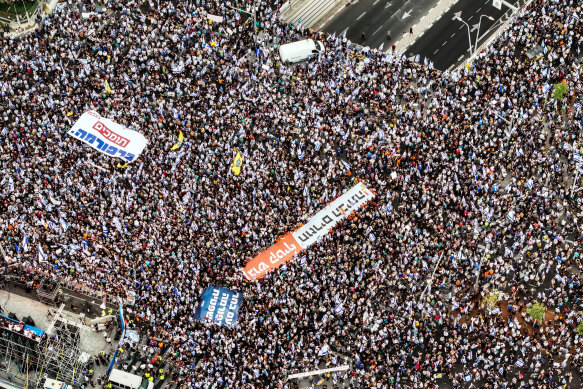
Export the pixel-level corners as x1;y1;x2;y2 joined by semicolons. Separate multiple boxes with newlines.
459;25;464;30
373;0;379;4
402;10;412;19
373;25;385;35
434;48;440;54
450;33;455;38
357;12;366;21
442;40;447;46
458;55;463;61
468;15;473;20
476;7;481;12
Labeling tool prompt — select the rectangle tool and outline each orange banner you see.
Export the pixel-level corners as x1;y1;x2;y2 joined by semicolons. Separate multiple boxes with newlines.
243;233;301;280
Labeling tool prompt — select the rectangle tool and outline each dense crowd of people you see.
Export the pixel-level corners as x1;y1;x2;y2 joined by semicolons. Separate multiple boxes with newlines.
1;0;583;387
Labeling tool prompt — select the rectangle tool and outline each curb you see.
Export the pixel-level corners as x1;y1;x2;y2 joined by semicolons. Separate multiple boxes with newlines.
317;1;351;30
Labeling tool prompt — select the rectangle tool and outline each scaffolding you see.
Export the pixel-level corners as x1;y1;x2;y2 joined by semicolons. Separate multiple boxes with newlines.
36;277;61;305
0;304;89;388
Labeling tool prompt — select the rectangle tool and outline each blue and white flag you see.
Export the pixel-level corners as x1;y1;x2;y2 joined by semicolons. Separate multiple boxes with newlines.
21;232;29;252
507;210;515;222
458;249;464;260
334;301;344;315
318;344;330;356
193;286;243;326
297;148;304;160
515;359;525;367
574;152;583;165
505;247;513;257
273;314;280;325
492;184;499;192
526;179;533;190
38;245;47;261
299;255;307;266
59;218;68;231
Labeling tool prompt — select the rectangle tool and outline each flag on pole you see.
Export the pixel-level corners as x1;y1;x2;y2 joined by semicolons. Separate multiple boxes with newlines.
170;130;184;150
38;245;47;261
231;151;243;175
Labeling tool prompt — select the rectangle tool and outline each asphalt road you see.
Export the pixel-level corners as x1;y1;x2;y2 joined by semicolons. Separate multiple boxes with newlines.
321;0;439;51
405;0;523;71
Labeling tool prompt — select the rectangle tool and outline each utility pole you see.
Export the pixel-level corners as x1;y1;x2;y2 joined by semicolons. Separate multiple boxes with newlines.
226;4;258;49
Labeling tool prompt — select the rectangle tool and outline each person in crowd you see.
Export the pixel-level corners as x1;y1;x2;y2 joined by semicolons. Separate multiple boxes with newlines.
1;0;583;387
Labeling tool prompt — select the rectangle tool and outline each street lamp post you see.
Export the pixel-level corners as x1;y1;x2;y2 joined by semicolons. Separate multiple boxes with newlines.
476;15;495;53
453;13;474;55
453;12;494;57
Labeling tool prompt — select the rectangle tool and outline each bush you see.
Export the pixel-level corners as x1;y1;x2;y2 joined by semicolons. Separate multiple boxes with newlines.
577;322;583;336
553;82;569;101
481;290;501;311
526;302;546;324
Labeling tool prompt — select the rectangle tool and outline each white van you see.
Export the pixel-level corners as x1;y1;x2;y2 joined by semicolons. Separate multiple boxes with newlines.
279;39;325;64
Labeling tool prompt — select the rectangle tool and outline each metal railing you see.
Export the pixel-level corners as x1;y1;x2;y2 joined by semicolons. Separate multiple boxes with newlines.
0;0;43;25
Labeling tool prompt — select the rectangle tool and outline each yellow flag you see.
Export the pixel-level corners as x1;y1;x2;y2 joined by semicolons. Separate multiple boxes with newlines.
316;378;325;386
170;131;184;150
105;80;112;94
117;162;128;169
231;151;243;175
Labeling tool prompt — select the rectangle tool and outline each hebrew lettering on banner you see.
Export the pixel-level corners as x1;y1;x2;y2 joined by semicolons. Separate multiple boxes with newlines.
193;286;243;326
291;182;375;249
243;233;301;280
68;111;147;163
243;183;375;280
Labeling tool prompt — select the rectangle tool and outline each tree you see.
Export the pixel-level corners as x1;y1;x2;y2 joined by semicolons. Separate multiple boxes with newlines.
481;290;502;311
526;302;546;324
577;322;583;336
553;82;569;101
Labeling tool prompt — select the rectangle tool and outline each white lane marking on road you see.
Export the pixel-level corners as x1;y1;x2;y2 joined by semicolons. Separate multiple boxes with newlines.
450;33;455;38
434;48;440;54
476;7;481;12
459;25;464;30
458;55;463;61
357;12;367;21
468;15;473;20
373;0;379;5
373;25;385;36
442;40;447;46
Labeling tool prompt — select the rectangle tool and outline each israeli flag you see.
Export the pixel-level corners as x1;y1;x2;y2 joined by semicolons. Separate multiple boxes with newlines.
8;177;14;192
318;344;329;356
383;203;392;214
297;149;304;160
492;184;499;192
507;210;515;222
515;359;525;367
473;228;479;236
314;141;321;151
526;179;533;190
458;249;464;260
59;218;68;231
22;232;29;252
574;152;583;165
505;247;513;257
299;255;307;266
334;301;344;315
340;160;351;170
38;245;47;261
81;239;89;246
378;42;384;51
463;374;472;382
485;235;492;244
273;315;280;325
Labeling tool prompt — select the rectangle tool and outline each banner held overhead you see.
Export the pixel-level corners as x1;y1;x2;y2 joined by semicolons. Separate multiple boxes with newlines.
243;182;375;280
194;286;243;326
69;111;147;163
